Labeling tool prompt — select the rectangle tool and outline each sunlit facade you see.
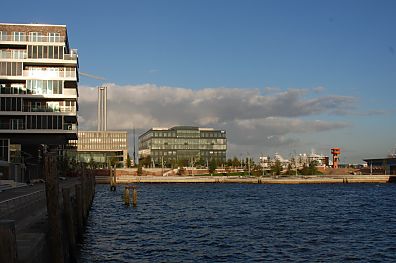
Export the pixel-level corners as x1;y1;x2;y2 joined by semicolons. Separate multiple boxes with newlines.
68;131;128;168
139;126;227;166
0;23;79;180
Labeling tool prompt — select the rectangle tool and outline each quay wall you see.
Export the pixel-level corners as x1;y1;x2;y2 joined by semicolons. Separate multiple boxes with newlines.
0;154;96;263
96;174;393;184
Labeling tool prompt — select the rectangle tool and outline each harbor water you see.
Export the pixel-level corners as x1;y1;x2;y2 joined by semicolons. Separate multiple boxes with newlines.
79;183;396;262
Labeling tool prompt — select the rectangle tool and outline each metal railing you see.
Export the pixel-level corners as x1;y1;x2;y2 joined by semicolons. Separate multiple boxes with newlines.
23;69;77;78
0;34;65;43
22;105;76;113
0;190;45;219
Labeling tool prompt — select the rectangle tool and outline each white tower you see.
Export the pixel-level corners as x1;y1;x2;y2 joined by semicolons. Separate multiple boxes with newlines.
97;86;107;131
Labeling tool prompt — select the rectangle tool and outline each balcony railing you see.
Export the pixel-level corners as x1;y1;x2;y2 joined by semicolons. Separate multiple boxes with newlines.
0;34;65;43
0;121;25;130
23;69;77;79
0;50;77;61
64;123;78;131
22;105;76;113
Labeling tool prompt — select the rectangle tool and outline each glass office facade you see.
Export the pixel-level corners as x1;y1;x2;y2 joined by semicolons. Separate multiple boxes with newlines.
139;126;227;166
68;131;128;168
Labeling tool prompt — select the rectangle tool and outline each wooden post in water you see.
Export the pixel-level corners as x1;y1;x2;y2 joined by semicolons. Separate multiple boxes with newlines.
132;186;137;208
0;220;17;263
44;153;65;263
62;188;77;262
124;187;130;206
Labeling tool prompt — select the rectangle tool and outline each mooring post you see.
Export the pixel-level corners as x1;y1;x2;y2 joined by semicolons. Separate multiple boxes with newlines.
62;188;77;262
44;153;65;263
132;186;137;208
0;220;17;263
124;187;130;206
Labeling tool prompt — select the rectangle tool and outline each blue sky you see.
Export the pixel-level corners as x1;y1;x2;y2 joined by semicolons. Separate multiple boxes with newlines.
3;0;396;163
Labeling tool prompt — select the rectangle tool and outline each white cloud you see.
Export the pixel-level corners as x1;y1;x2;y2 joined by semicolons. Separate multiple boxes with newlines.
78;83;355;158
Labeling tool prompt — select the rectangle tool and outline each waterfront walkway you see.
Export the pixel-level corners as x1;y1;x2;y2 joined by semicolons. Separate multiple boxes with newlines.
0;177;82;263
97;174;394;184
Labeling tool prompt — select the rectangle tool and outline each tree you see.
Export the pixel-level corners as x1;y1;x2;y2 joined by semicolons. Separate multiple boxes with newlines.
271;160;283;175
126;154;132;168
208;159;217;174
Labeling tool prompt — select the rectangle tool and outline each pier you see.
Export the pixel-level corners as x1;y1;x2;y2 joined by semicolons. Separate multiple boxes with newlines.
0;154;95;263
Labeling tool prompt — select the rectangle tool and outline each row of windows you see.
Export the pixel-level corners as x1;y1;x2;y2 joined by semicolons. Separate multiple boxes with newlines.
150;138;226;145
145;131;226;139
0;31;62;42
27;45;64;59
0;62;22;76
151;144;227;150
26;115;63;129
0;97;22;111
26;80;63;95
0;49;25;59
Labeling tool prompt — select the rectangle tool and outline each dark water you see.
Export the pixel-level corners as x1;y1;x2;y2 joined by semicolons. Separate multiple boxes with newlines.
79;184;396;262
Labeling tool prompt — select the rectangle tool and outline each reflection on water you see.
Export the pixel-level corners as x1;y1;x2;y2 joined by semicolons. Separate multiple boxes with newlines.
79;184;396;262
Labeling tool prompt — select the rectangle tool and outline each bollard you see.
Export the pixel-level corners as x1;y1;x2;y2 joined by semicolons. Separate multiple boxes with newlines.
132;187;137;208
124;187;130;206
0;220;17;263
62;188;77;262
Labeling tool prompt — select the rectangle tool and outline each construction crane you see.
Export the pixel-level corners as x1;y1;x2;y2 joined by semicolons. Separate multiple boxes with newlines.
79;71;106;81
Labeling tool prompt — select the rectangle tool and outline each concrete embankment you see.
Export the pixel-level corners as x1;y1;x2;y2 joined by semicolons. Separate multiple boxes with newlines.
0;154;96;263
96;174;394;184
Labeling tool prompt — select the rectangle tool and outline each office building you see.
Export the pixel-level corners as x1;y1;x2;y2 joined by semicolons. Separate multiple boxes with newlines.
68;130;128;168
67;86;129;168
139;126;227;166
0;23;79;180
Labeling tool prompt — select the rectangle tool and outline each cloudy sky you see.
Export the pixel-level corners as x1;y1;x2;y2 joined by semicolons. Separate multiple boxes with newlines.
4;0;396;163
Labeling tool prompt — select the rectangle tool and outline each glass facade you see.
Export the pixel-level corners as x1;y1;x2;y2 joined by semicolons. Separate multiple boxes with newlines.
68;131;128;167
139;126;227;166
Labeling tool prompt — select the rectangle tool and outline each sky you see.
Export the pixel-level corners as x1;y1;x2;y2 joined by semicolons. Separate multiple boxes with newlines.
3;0;396;163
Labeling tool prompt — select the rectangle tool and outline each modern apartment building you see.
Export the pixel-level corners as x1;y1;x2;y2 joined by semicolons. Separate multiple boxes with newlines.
68;131;128;168
139;126;227;166
0;23;79;180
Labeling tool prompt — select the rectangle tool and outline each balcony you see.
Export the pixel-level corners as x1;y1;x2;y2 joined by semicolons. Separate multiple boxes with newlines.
0;121;25;130
0;50;77;63
64;123;77;131
22;105;76;114
0;34;65;43
23;69;77;80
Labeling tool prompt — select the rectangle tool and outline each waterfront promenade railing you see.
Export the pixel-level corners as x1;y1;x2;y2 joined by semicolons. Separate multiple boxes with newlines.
0;190;45;219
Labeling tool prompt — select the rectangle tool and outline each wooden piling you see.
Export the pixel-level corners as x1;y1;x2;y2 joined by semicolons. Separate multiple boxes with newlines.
0;220;17;263
124;187;130;206
132;187;137;208
62;188;77;262
44;154;65;263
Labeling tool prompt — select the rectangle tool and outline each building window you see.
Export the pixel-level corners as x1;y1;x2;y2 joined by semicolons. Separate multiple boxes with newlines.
0;31;7;41
0;139;9;162
48;33;60;42
12;32;25;42
29;32;42;42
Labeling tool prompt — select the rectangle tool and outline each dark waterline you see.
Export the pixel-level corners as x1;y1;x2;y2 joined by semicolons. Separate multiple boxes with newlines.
79;184;396;262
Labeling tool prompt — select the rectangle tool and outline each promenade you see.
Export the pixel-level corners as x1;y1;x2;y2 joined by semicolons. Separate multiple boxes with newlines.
96;174;394;184
0;177;92;263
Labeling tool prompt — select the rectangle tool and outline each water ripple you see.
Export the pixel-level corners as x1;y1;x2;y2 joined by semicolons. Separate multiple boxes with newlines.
79;184;396;262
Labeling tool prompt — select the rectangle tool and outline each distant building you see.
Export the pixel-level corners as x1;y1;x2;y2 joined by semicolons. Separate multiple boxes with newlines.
138;126;227;166
67;86;129;168
68;131;128;168
0;23;79;181
363;157;396;175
